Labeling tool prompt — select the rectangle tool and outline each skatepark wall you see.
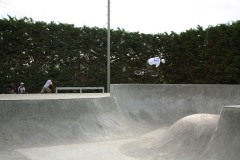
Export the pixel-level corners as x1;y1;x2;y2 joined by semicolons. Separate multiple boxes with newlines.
111;84;240;126
0;84;240;151
0;97;145;150
198;105;240;160
111;84;240;160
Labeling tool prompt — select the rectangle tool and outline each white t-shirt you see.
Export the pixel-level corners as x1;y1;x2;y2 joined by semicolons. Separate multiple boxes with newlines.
44;80;53;88
147;57;161;67
18;86;25;94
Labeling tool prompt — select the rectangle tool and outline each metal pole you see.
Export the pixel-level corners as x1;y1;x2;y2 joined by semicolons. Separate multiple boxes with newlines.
107;0;110;93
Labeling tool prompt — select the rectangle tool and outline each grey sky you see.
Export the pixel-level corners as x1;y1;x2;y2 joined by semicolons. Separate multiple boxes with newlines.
0;0;240;34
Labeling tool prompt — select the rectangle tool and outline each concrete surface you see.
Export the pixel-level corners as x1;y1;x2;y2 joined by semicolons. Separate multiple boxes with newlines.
0;93;110;100
0;84;240;160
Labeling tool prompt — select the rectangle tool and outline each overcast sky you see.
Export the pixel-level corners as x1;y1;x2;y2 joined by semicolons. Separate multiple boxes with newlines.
0;0;240;34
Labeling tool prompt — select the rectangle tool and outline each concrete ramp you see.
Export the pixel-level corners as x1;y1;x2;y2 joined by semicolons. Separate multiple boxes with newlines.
121;106;240;160
198;106;240;160
120;114;220;160
0;84;240;160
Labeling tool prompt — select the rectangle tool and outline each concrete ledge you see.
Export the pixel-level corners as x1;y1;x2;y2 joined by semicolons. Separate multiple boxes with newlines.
0;93;110;100
222;105;240;109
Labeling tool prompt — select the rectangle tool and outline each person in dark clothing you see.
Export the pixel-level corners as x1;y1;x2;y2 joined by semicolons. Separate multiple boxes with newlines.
3;81;15;94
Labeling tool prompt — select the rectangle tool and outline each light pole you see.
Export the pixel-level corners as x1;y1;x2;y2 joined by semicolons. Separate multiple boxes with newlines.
107;0;110;93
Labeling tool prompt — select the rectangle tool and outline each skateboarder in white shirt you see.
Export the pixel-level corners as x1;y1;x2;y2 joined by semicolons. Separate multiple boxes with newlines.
146;57;165;70
40;79;55;93
133;56;166;76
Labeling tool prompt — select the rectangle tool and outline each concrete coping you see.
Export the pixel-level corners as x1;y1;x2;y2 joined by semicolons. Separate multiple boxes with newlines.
222;105;240;109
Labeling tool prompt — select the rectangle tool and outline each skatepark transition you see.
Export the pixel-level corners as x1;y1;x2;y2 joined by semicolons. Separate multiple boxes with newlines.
0;84;240;160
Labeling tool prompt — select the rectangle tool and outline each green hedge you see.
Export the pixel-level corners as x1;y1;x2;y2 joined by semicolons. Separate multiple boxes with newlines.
1;16;240;93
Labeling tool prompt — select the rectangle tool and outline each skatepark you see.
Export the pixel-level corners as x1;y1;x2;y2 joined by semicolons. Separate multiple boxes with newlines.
0;84;240;160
